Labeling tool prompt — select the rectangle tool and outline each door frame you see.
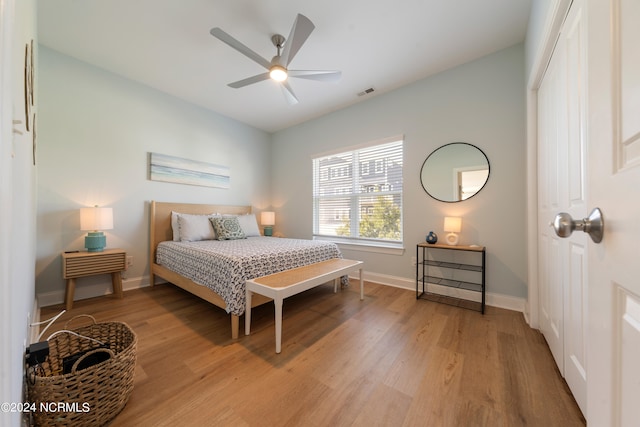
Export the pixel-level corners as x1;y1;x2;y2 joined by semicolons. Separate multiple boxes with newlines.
526;0;573;329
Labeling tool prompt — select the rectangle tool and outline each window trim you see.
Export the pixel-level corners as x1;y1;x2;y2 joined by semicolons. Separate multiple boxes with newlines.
312;135;404;249
313;235;405;255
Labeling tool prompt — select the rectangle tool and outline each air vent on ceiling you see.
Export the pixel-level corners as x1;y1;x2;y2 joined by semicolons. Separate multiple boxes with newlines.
357;87;375;97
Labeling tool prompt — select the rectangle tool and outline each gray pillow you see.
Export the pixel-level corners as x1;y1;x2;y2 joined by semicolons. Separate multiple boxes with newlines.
234;214;261;237
177;213;217;241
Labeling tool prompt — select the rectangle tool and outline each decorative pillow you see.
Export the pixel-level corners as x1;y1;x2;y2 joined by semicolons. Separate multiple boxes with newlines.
210;216;246;240
171;211;181;241
177;213;217;242
235;214;260;237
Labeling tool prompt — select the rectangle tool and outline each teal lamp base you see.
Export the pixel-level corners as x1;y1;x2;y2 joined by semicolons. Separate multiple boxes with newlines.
263;226;273;237
85;232;107;252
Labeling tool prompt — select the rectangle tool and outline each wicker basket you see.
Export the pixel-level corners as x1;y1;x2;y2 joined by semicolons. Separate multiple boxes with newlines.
28;315;137;427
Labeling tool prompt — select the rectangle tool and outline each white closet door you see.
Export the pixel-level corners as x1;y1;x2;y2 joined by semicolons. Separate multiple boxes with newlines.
537;0;588;414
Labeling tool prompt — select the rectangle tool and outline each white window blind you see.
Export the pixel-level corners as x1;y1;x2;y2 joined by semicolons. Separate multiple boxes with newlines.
313;139;403;245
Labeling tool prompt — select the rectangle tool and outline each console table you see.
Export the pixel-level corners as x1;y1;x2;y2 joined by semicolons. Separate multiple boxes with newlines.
416;243;485;313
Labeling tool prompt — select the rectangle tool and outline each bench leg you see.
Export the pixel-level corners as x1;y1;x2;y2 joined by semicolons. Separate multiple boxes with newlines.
245;289;253;336
359;268;364;300
274;296;283;354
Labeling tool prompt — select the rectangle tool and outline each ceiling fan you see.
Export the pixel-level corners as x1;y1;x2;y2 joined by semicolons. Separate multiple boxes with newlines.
210;13;341;105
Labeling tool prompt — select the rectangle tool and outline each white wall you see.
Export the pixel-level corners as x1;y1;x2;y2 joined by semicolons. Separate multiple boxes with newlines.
525;0;555;77
525;0;572;83
35;47;272;303
271;44;527;303
0;0;37;425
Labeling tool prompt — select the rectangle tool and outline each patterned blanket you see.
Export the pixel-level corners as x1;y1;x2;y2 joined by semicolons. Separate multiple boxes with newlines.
156;237;344;315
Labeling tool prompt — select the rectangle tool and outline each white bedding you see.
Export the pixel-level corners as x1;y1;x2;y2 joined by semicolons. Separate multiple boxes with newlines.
156;237;344;315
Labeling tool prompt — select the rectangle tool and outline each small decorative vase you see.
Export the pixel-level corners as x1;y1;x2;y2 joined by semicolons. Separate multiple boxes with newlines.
426;231;438;244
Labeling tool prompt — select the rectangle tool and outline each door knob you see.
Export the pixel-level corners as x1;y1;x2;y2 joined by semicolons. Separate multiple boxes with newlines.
552;208;604;243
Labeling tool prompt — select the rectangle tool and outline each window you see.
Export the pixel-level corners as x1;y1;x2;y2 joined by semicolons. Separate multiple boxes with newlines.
360;162;370;176
313;138;403;247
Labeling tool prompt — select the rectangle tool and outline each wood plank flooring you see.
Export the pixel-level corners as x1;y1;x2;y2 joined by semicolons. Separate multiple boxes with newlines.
40;281;585;427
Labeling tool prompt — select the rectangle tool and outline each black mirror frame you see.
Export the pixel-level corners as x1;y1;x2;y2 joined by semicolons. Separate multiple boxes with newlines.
420;142;490;203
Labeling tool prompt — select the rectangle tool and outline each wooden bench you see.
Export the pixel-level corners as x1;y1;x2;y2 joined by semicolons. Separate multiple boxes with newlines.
245;258;364;353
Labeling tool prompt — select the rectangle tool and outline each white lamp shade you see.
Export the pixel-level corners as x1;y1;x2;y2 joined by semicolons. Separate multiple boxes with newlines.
261;211;275;226
443;216;461;233
80;207;113;231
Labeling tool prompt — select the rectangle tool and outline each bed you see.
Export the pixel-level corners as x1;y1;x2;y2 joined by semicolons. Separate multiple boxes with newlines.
149;201;345;339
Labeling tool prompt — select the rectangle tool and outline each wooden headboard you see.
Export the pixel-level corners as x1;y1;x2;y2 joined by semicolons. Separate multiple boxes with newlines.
149;200;252;266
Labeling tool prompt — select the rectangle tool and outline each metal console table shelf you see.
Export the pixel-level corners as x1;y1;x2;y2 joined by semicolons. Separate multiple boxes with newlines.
416;243;485;314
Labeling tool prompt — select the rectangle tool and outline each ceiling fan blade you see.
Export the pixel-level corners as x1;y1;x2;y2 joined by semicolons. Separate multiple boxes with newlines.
210;27;271;70
280;14;315;67
288;70;342;82
228;72;270;88
280;81;299;105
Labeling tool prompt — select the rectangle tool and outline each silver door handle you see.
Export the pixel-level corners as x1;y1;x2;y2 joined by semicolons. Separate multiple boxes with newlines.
552;208;604;243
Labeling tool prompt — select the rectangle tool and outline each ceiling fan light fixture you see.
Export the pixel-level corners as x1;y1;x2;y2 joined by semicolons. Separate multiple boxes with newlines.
211;14;340;103
269;65;288;82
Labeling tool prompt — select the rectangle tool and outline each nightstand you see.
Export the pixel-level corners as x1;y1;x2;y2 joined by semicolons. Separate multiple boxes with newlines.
62;248;126;310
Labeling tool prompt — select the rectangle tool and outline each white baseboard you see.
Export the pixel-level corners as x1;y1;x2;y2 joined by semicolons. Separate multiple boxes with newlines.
37;272;526;314
37;276;150;308
486;292;526;312
354;270;526;313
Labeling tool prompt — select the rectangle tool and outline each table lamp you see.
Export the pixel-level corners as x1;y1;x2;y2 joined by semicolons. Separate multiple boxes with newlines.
444;216;461;246
261;211;275;236
80;206;113;252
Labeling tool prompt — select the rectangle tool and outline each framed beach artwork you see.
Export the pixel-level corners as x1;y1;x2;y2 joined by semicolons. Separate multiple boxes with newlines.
24;41;32;132
23;40;36;164
149;152;230;189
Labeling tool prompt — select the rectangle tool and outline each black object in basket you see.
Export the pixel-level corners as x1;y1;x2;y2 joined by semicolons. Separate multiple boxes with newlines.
28;315;137;427
62;343;111;375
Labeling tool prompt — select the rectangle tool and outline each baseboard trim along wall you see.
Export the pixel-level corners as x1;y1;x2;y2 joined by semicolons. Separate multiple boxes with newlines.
36;276;150;308
37;271;525;314
359;270;526;313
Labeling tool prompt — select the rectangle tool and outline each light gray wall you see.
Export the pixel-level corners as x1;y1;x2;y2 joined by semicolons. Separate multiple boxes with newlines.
525;0;555;78
36;47;272;299
36;43;528;303
271;44;527;299
1;0;37;422
525;0;572;83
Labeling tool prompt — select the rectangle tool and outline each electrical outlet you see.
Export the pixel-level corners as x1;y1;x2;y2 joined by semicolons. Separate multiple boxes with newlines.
126;256;133;269
411;256;417;266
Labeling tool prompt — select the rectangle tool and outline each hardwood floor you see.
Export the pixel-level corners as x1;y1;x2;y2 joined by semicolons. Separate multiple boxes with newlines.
40;281;585;427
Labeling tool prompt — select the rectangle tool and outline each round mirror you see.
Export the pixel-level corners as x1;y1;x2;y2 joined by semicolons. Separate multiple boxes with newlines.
420;142;490;202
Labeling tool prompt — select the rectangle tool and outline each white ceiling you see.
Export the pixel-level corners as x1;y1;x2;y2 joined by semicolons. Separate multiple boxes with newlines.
38;0;531;133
